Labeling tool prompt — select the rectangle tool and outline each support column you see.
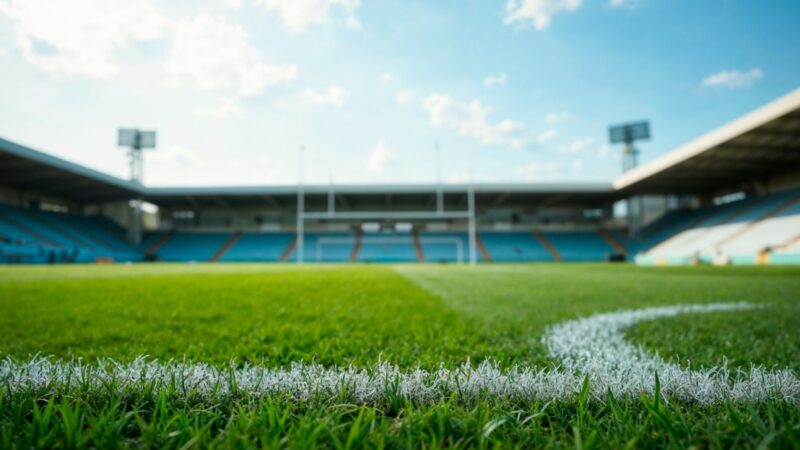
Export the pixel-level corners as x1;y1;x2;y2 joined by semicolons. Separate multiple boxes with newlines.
468;186;477;266
128;198;143;245
628;195;644;239
296;146;305;264
296;188;304;264
127;146;144;245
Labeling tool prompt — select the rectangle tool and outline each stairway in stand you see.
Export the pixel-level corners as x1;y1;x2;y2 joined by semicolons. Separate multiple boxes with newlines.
349;230;363;262
210;231;242;262
598;229;627;256
531;229;561;262
411;229;425;262
146;230;176;257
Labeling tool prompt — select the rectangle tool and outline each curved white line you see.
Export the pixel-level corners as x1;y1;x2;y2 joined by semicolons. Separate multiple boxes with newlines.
1;303;797;404
544;302;799;403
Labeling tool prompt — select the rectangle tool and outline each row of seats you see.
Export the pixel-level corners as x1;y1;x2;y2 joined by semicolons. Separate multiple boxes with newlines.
637;188;800;265
0;203;141;263
5;189;797;265
142;230;621;263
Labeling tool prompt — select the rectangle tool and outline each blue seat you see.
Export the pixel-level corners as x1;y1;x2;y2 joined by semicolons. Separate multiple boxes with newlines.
479;232;551;261
221;233;295;262
543;231;613;261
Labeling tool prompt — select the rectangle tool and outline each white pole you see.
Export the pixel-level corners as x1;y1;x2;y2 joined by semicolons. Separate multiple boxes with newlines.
435;140;443;215
328;174;335;217
296;145;305;264
129;144;143;245
468;184;477;266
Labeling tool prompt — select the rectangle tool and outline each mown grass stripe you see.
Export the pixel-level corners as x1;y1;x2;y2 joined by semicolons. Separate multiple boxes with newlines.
3;303;797;405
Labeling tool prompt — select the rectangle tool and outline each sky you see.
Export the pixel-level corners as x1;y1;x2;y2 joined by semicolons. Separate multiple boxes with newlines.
0;0;798;187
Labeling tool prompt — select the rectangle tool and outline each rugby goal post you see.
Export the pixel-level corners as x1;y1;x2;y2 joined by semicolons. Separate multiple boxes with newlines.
316;236;464;264
295;187;478;265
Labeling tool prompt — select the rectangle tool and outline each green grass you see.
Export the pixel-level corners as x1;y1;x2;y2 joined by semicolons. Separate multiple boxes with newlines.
1;263;799;448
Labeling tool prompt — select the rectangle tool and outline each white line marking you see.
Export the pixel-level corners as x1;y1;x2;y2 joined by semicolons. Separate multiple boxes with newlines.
545;302;799;403
1;303;797;404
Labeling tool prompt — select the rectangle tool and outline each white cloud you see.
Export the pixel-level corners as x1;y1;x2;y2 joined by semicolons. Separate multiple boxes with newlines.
516;162;559;181
544;111;571;125
609;0;642;7
345;15;362;29
164;14;297;96
571;158;584;173
148;146;204;167
484;73;508;87
567;137;594;153
504;0;582;30
422;93;526;149
223;0;243;9
395;90;416;104
0;0;167;78
701;68;764;89
381;72;399;84
536;128;557;144
596;144;610;159
446;172;472;184
299;85;350;107
194;98;243;119
255;0;361;32
368;141;396;172
0;1;299;96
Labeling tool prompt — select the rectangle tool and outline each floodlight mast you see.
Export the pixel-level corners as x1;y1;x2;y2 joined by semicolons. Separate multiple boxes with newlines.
622;141;639;173
118;128;156;245
608;121;650;239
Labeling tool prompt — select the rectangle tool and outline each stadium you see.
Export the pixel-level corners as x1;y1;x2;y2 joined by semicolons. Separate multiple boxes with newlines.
0;88;799;447
1;1;800;448
2;89;800;266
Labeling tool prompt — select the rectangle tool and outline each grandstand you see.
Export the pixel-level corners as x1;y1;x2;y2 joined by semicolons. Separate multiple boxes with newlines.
1;88;799;266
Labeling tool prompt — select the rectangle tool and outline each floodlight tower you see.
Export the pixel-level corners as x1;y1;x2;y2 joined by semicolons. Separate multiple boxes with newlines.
118;128;156;245
608;121;650;173
608;121;650;238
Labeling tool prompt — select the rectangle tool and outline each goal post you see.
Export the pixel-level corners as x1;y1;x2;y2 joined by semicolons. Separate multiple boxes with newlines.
316;236;464;264
296;187;478;265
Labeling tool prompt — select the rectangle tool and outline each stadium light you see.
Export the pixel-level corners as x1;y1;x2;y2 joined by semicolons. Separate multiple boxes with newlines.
118;128;156;245
608;121;650;173
118;128;156;184
608;121;650;239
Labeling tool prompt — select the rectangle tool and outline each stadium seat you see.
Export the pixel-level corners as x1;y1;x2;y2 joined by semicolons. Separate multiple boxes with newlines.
479;231;551;261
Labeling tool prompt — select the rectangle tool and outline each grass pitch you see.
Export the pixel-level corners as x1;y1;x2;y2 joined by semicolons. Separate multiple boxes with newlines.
0;263;799;448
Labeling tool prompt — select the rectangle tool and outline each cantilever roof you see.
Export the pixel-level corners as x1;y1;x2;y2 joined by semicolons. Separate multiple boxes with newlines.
143;183;615;209
614;88;800;195
0;137;140;202
0;137;614;207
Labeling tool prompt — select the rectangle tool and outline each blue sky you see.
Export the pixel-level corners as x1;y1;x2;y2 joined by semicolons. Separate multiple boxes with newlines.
0;0;798;186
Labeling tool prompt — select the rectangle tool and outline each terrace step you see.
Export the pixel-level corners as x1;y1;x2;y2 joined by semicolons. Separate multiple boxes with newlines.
531;229;561;262
210;231;242;262
411;229;425;262
646;208;721;255
714;194;800;249
350;230;363;262
25;211;94;250
776;232;800;250
676;197;766;249
280;237;297;262
146;230;175;256
0;213;58;247
476;235;492;262
598;229;627;256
